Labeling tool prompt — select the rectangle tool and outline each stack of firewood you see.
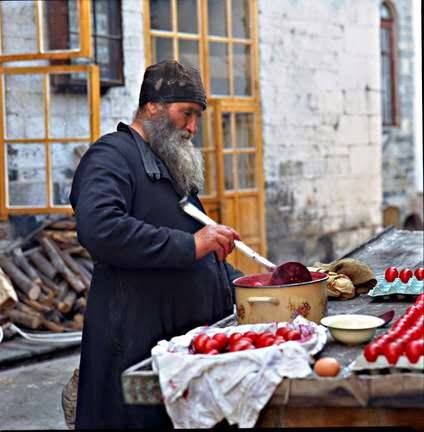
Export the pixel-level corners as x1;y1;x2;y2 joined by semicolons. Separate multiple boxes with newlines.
0;217;92;332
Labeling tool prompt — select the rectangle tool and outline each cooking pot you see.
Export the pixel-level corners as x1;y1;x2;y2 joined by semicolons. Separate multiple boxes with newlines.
233;271;329;324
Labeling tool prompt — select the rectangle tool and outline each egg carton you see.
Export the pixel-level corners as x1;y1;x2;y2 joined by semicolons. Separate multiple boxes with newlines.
368;277;423;298
350;353;424;374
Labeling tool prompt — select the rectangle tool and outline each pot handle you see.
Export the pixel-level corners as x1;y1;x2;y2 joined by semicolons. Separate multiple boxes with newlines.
247;296;280;305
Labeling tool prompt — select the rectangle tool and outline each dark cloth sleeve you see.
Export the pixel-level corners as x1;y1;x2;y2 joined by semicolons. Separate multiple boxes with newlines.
69;142;196;269
223;261;244;300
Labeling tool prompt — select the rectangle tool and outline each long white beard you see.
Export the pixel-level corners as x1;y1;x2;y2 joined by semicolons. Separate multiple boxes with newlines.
141;113;204;196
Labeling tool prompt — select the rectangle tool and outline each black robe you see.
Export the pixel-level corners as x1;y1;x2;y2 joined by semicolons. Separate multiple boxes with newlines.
69;122;242;429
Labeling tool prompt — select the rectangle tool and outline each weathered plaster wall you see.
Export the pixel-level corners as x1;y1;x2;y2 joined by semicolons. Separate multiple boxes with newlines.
381;0;422;227
257;0;383;265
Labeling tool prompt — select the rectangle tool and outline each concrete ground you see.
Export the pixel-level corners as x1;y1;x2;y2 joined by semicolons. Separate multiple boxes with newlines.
0;352;80;430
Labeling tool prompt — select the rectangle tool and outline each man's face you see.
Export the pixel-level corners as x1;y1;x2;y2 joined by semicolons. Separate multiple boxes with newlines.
140;101;204;195
160;102;203;137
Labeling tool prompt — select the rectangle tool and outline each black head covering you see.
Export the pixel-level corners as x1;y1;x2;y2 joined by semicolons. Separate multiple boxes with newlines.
138;60;207;110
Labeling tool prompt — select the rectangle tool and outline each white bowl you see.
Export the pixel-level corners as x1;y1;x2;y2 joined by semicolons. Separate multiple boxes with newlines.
320;314;385;345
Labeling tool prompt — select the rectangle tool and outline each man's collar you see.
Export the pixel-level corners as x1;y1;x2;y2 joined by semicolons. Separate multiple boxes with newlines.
116;122;199;196
117;121;162;180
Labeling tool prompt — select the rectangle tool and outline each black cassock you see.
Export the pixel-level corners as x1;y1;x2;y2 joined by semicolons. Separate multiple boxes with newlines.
70;122;242;429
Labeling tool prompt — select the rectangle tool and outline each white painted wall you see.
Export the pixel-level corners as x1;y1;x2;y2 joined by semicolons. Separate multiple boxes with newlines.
257;0;383;263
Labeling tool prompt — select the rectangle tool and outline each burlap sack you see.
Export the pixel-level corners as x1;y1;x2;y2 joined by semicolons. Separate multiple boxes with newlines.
326;272;356;299
62;368;79;429
313;258;377;299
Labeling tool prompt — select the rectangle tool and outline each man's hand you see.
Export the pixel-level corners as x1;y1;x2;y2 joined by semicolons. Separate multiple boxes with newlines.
194;225;241;262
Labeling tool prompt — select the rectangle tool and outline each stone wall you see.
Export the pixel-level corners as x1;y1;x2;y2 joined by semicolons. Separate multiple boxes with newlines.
381;0;422;227
257;0;383;265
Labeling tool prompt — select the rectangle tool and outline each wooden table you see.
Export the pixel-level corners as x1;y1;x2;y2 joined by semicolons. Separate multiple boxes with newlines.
122;228;424;428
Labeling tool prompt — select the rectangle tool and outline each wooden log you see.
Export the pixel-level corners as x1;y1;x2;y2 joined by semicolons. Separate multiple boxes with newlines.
73;296;87;314
43;230;79;247
58;290;77;314
41;318;65;332
44;309;64;324
73;313;84;328
0;256;41;300
39;284;55;301
12;248;42;286
75;257;94;273
22;298;53;314
38;291;54;307
22;246;41;256
15;301;44;319
48;220;76;230
37;272;62;296
39;236;85;294
59;249;91;290
6;308;42;329
27;249;57;279
57;280;70;300
0;267;18;311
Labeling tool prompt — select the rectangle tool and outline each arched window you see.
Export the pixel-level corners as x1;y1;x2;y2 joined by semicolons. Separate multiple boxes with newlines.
380;1;398;126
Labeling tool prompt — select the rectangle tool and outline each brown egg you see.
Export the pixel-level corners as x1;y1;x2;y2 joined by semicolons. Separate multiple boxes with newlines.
313;357;341;377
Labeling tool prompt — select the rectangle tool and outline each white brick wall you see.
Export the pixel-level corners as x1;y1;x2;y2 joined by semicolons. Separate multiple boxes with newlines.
258;0;383;264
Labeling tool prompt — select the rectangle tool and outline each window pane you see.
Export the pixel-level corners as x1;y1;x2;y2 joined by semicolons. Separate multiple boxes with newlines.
209;42;229;95
380;27;390;54
102;38;123;82
224;154;234;190
179;39;199;68
381;55;393;124
93;0;110;36
67;0;80;49
202;151;216;195
7;143;47;206
5;74;45;140
178;0;198;34
0;0;38;55
232;0;250;39
237;153;256;189
150;0;172;31
222;113;232;149
49;73;90;138
152;37;174;63
52;142;87;205
380;3;392;19
43;0;80;51
107;0;122;35
233;43;251;95
235;113;254;148
192;116;204;149
208;0;227;36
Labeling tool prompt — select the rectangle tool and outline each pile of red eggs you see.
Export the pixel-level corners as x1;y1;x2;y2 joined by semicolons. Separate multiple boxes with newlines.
384;266;424;283
191;326;302;355
363;293;424;364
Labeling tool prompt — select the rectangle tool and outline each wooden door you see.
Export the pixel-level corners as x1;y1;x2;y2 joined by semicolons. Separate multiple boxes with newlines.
201;100;267;275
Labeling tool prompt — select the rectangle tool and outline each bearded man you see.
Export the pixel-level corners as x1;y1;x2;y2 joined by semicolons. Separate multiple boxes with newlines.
69;60;243;429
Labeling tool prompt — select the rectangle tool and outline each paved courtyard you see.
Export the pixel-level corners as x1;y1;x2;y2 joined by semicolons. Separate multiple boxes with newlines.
0;352;80;430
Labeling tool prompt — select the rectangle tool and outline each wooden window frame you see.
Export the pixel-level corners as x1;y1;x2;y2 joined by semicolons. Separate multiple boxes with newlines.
47;0;124;93
143;0;267;274
0;64;100;219
0;0;92;62
380;1;399;127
